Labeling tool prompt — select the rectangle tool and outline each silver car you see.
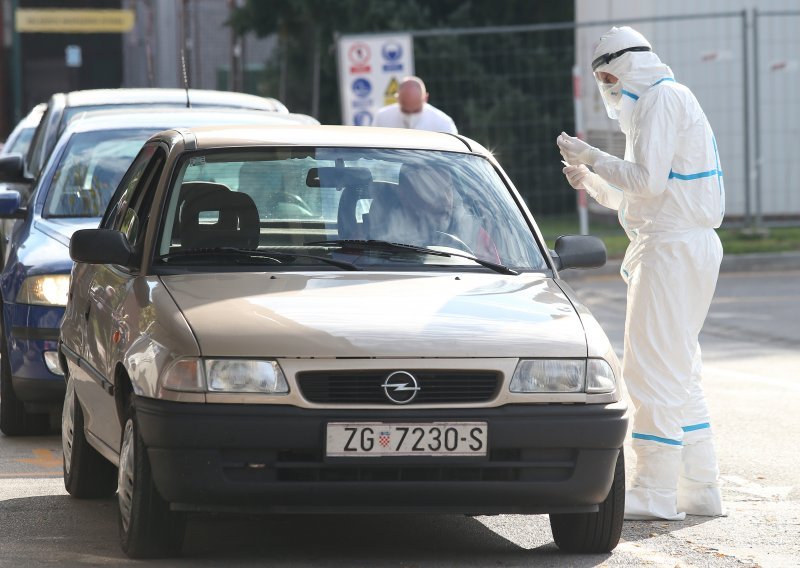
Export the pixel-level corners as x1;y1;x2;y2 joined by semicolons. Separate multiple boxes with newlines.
60;125;628;558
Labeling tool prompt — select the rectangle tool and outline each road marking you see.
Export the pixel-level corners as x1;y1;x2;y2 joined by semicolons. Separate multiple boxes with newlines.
712;295;800;304
706;365;800;392
722;474;794;500
0;477;67;501
0;471;62;478
15;448;62;469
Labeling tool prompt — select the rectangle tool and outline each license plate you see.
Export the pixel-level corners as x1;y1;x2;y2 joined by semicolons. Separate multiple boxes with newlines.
326;422;488;457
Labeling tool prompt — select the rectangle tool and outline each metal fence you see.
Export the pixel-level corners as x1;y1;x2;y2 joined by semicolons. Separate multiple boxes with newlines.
413;24;575;217
404;10;799;228
753;9;800;228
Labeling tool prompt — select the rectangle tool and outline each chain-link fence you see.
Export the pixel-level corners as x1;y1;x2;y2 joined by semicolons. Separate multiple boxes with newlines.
753;9;800;228
401;10;799;227
413;23;575;217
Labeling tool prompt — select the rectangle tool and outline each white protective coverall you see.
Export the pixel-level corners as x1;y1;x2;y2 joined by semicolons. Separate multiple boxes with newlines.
556;26;726;521
374;102;458;134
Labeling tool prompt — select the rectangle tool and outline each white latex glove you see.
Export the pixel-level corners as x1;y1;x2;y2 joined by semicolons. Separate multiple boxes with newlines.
557;132;600;166
563;163;591;190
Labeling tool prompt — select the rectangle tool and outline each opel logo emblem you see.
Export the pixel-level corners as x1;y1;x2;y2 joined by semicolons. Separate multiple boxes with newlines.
381;371;420;404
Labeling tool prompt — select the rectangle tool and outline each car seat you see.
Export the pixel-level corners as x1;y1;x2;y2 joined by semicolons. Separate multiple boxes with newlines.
179;181;260;249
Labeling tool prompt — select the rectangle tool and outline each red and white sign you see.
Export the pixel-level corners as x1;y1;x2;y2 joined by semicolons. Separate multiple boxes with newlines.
348;42;372;73
337;34;414;126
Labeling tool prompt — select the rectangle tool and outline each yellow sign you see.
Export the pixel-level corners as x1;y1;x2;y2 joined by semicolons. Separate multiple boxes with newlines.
16;9;135;33
384;77;399;106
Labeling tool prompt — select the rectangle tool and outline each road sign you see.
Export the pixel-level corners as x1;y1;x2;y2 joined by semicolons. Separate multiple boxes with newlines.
65;45;82;68
338;34;413;126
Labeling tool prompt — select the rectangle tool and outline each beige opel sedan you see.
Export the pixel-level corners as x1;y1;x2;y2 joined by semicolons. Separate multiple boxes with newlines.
60;125;628;558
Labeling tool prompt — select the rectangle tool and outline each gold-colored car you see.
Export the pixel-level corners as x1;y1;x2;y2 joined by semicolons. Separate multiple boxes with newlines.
60;125;627;558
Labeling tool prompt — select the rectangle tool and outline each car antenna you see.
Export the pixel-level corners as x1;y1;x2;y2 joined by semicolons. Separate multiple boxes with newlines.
181;48;191;108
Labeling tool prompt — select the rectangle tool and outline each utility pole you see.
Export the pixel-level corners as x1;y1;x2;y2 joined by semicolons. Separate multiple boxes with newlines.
10;0;21;123
228;0;243;91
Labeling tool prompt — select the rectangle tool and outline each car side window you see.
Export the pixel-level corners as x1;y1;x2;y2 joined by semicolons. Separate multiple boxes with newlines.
102;145;159;230
118;148;166;248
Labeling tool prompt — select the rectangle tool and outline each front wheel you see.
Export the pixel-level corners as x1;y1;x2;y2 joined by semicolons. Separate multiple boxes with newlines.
118;399;185;558
62;377;117;498
549;449;625;553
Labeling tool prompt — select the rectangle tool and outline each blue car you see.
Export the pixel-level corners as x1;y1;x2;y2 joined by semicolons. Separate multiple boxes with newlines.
0;108;317;435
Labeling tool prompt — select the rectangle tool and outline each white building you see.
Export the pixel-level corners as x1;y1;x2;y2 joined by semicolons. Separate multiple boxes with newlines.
576;0;800;224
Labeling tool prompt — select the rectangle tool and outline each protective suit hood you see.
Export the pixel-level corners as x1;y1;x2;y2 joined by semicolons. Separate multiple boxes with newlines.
593;26;674;123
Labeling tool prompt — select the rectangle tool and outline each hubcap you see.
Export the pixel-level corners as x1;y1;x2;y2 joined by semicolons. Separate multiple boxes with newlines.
61;381;75;475
118;419;135;532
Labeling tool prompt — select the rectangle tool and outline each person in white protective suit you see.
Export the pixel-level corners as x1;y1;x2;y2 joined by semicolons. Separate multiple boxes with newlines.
556;26;726;521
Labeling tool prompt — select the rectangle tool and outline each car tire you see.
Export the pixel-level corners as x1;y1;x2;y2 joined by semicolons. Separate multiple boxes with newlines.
118;399;185;558
62;376;117;498
0;317;49;436
549;449;625;553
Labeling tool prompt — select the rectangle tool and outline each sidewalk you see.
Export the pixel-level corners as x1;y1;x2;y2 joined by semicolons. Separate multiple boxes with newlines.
561;250;800;281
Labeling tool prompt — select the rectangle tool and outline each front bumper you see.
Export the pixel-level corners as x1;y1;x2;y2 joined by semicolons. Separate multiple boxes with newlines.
6;303;65;405
136;397;628;515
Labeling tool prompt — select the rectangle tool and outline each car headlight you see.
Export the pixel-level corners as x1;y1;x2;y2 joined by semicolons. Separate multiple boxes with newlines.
206;359;288;394
16;274;71;306
160;358;289;394
509;358;616;394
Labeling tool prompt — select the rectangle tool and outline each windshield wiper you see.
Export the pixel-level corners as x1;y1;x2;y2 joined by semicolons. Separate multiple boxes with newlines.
305;239;519;276
158;247;360;271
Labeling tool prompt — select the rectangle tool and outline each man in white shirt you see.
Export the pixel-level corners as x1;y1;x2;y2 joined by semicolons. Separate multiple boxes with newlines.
374;76;457;134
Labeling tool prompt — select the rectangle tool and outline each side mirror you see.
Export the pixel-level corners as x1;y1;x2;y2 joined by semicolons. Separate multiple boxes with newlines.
552;235;607;270
0;154;30;184
0;191;25;218
70;229;133;266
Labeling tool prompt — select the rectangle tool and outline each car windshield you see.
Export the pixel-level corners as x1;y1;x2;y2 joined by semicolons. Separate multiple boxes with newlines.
44;128;153;218
4;127;35;156
156;147;547;272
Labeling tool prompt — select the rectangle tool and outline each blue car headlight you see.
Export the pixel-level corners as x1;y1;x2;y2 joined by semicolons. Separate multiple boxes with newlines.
16;274;70;306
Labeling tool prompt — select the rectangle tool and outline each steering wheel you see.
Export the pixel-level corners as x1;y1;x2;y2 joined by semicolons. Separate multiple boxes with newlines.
433;231;475;255
272;192;311;211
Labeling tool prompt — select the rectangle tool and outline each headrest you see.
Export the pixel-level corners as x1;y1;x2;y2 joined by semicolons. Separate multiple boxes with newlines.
179;182;260;250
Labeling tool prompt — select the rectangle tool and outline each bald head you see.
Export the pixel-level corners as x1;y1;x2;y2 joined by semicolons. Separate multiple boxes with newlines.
397;76;428;114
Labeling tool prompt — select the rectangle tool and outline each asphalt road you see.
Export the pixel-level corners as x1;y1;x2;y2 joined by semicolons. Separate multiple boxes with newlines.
1;269;798;567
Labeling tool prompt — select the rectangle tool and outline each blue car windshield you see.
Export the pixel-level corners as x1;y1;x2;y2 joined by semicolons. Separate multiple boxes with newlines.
44;128;152;218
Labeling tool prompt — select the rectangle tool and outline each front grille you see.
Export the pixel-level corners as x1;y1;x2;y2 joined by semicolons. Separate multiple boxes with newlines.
297;370;500;405
221;448;576;484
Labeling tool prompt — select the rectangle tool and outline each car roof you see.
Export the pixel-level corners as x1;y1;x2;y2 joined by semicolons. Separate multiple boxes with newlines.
61;108;318;136
59;88;288;113
165;125;478;154
20;103;47;127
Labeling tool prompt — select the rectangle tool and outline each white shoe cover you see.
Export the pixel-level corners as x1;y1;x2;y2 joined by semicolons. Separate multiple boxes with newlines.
677;480;727;517
678;437;726;516
625;443;686;521
625;487;686;521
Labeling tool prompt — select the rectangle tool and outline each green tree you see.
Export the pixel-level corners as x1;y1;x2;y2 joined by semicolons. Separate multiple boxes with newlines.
231;1;575;214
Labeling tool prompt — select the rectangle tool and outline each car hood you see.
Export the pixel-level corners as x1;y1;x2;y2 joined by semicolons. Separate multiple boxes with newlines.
12;217;100;276
34;217;101;247
161;272;587;358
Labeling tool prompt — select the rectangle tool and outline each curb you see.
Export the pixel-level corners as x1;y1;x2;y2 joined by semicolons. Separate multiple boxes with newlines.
561;251;800;281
